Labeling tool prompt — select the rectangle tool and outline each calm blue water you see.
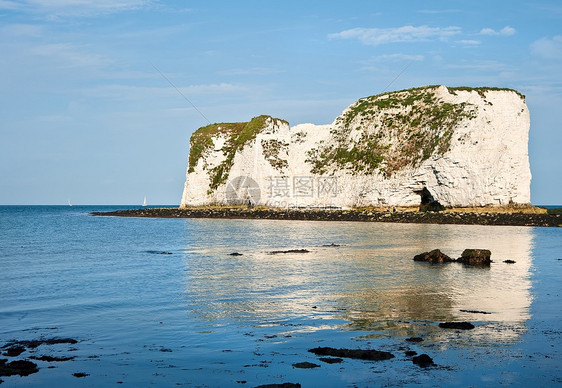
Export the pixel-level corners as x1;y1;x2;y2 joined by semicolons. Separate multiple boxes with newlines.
1;206;561;387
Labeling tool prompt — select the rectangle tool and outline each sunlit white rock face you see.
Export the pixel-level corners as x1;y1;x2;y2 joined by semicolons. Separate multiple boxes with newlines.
180;86;531;208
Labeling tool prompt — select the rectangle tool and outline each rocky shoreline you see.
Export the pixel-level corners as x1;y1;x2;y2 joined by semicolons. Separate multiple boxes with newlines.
91;207;562;227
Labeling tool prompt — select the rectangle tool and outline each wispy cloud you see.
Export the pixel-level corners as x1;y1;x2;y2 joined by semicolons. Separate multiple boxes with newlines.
31;43;112;69
0;0;20;10
329;25;461;46
368;53;424;62
38;114;72;122
84;83;244;101
0;0;153;17
218;67;286;76
417;9;461;14
479;26;516;36
0;23;42;37
457;39;481;46
445;60;506;71
531;35;562;60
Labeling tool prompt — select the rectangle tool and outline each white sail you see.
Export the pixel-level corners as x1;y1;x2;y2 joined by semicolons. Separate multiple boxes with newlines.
142;196;147;207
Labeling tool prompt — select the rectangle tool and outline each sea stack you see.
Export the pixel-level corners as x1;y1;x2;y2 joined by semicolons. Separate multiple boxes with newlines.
180;85;531;209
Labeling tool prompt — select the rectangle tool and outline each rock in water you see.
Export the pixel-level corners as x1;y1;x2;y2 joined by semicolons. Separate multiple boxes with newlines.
308;347;394;361
2;346;25;357
439;322;475;330
0;359;39;377
412;354;435;367
292;362;320;369
180;86;531;209
413;249;454;264
318;357;343;364
457;249;492;266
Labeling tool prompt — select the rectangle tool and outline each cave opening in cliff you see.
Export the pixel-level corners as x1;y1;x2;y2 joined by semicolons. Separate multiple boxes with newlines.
416;187;445;212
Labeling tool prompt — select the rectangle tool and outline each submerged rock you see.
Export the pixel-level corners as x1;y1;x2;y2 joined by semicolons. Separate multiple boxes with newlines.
2;346;25;357
268;249;309;255
292;362;320;369
413;249;454;264
318;357;343;364
2;338;78;350
309;347;394;361
439;322;475;330
504;259;516;264
255;384;301;388
0;359;39;377
457;249;492;266
30;355;74;362
228;252;243;256
460;309;491;315
412;354;435;367
405;337;424;343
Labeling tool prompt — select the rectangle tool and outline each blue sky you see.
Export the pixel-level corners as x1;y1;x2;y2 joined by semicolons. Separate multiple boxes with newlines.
1;0;561;205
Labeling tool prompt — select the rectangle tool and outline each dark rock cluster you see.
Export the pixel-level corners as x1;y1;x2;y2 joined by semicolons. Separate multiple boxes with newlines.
91;207;562;227
413;249;454;264
308;347;395;361
1;338;79;379
457;249;491;266
413;248;493;267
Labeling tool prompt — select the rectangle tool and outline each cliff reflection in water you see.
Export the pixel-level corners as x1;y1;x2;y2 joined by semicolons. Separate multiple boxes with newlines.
182;220;533;341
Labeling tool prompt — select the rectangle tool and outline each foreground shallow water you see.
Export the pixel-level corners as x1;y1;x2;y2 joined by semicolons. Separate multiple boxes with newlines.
1;206;561;386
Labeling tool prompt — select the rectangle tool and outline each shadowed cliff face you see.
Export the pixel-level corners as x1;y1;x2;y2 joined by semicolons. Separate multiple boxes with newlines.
181;85;531;209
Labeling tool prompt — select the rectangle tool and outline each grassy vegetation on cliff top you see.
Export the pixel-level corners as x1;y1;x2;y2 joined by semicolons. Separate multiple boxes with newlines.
188;115;288;193
447;86;525;99
188;85;524;192
306;85;498;176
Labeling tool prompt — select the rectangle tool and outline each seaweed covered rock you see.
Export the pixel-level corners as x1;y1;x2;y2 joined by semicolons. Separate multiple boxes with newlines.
413;249;454;264
457;249;492;266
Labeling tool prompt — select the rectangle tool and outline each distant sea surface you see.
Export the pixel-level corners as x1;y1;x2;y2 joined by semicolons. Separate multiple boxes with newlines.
1;205;561;386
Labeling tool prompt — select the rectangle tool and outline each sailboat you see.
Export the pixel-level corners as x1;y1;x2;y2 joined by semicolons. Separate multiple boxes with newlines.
142;196;147;207
68;199;72;207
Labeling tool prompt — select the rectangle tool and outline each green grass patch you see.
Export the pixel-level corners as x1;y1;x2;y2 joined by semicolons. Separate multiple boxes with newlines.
187;115;287;194
308;85;479;176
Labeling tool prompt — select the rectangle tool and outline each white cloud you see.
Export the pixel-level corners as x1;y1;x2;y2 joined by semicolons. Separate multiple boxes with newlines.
84;83;244;101
480;26;516;36
445;60;506;71
31;43;112;68
0;0;20;10
329;25;461;46
531;36;562;60
457;39;481;45
0;23;42;37
0;0;153;17
369;54;424;62
38;114;72;122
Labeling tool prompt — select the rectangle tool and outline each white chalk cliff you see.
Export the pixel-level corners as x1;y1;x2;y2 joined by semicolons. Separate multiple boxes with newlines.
180;85;531;208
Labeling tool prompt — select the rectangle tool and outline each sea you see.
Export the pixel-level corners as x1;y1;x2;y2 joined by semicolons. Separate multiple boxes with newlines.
1;205;561;387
